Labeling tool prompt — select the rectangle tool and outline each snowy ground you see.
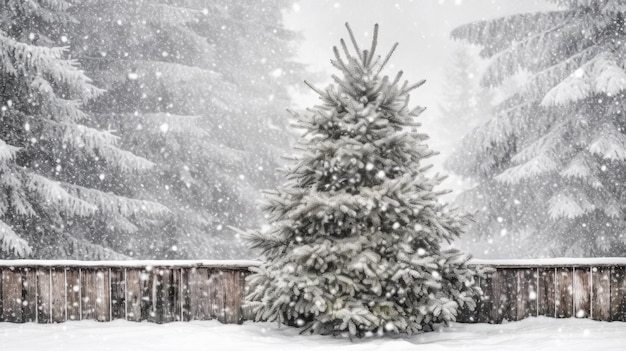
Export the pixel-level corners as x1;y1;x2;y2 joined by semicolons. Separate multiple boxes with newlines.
2;317;625;351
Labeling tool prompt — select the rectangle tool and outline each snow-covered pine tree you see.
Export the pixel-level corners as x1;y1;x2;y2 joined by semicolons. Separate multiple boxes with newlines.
245;24;481;337
449;0;626;257
438;44;492;144
435;43;493;209
67;0;301;259
0;0;168;259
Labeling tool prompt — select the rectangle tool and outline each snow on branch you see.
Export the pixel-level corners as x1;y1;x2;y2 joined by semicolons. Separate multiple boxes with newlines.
588;122;626;161
62;183;171;218
27;173;98;216
63;234;131;260
548;191;594;219
57;123;154;172
141;3;203;25
560;153;593;178
510;121;566;165
0;139;21;163
539;52;626;106
495;153;558;184
451;11;570;58
0;220;32;258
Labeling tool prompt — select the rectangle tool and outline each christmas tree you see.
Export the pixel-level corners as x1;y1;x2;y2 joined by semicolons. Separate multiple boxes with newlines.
245;24;480;337
449;0;626;257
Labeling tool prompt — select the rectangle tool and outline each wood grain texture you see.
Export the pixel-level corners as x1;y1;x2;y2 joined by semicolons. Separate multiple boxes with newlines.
538;268;555;317
221;270;244;324
489;269;516;323
188;267;210;320
515;269;537;320
210;269;225;322
65;269;81;321
51;268;66;323
2;268;23;322
592;266;611;321
36;268;51;323
611;266;626;321
81;269;96;320
80;268;110;321
110;268;125;320
23;268;37;322
573;267;590;318
125;269;142;322
555;268;573;318
95;268;110;321
181;268;191;322
0;269;3;321
147;268;180;323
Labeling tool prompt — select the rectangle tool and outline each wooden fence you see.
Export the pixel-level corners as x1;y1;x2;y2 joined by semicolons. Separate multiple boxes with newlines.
457;258;626;323
0;260;258;324
1;258;626;325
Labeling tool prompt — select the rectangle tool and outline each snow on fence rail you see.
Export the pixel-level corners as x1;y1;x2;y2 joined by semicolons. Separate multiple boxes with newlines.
0;258;625;325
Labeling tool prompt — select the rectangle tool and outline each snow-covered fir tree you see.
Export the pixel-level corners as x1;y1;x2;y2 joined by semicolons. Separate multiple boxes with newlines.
438;44;492;144
0;0;168;259
435;43;493;209
449;0;626;257
67;0;302;258
245;24;481;337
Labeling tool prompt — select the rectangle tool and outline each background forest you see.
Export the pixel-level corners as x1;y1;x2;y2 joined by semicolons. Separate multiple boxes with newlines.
2;0;626;260
1;0;302;259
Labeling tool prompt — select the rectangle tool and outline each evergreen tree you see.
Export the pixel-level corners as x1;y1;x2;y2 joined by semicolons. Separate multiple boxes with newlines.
66;0;301;258
244;24;480;337
438;43;492;144
436;43;493;209
0;0;168;259
449;0;626;257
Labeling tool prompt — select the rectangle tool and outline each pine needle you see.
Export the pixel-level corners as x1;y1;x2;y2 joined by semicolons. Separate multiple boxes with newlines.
377;42;398;74
402;79;427;94
340;38;351;59
367;23;379;66
304;80;326;98
345;22;361;58
332;74;358;95
332;46;358;81
391;71;403;87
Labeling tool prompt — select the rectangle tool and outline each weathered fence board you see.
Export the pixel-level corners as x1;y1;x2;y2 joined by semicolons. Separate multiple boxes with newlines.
2;268;23;322
612;267;626;321
2;259;626;325
125;268;142;321
66;269;80;320
51;268;66;323
538;268;555;317
592;266;611;321
188;267;210;320
573;267;590;318
110;268;125;320
36;268;51;323
515;268;537;320
555;268;573;318
0;268;2;321
491;269;516;323
181;268;191;322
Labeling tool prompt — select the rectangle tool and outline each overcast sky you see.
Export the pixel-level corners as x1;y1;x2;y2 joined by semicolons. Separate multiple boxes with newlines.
283;0;554;185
